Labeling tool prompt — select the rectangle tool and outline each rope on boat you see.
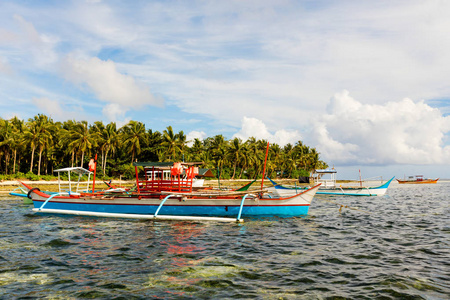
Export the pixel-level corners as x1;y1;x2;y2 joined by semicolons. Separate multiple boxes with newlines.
159;189;266;197
318;197;371;214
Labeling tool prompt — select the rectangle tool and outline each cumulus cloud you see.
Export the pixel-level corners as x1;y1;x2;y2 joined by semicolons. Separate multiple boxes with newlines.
186;130;207;146
312;90;450;165
32;97;64;118
233;116;302;146
102;103;130;127
32;97;84;121
12;15;59;67
60;55;164;109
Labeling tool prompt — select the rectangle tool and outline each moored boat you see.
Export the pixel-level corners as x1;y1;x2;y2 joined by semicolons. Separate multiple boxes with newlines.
267;169;394;197
21;161;322;222
397;175;439;184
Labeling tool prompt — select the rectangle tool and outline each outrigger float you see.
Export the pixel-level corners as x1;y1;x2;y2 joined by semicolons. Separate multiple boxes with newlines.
21;160;321;222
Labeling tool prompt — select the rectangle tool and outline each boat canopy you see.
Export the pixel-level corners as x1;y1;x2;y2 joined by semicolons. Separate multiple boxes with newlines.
54;167;92;176
314;169;337;174
311;169;337;188
133;161;204;167
133;162;214;178
53;167;92;193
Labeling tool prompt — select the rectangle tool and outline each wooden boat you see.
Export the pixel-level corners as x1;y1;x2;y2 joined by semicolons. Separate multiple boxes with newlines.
267;169;394;196
396;175;439;184
21;162;321;222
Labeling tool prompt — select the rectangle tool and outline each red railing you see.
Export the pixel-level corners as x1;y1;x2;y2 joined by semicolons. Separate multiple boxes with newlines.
136;166;195;193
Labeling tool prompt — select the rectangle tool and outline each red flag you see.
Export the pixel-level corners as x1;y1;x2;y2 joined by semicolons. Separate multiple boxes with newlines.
89;159;96;172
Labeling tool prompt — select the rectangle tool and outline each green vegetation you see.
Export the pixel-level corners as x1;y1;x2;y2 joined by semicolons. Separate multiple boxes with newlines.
0;114;327;181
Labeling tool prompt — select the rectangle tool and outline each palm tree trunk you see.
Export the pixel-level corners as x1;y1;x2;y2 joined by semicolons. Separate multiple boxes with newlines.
101;150;105;175
13;149;17;174
5;151;10;175
30;146;36;173
81;151;84;168
38;147;43;176
238;166;244;179
104;149;109;175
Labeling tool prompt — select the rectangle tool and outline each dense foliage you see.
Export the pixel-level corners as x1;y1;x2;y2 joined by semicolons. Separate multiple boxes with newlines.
0;114;328;180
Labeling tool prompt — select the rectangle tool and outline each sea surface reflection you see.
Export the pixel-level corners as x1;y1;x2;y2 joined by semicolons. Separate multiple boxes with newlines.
0;181;449;299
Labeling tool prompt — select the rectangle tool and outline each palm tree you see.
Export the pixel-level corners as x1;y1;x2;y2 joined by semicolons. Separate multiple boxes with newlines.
59;120;78;167
268;143;282;178
90;121;106;172
10;117;25;174
69;121;93;168
120;121;147;163
209;135;227;179
23;117;40;173
227;137;245;179
140;129;162;162
188;138;204;162
0;119;13;174
161;126;182;161
281;143;295;178
176;130;188;162
102;122;119;175
36;116;54;176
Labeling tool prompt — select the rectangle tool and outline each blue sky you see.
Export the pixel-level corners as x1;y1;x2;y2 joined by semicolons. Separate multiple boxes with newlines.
1;0;450;179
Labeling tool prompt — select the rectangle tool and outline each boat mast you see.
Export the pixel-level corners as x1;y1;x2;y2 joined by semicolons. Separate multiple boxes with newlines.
260;141;270;190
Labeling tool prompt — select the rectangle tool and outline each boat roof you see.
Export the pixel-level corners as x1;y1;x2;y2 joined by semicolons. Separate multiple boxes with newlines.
54;167;92;175
133;161;215;178
314;169;337;174
133;161;203;167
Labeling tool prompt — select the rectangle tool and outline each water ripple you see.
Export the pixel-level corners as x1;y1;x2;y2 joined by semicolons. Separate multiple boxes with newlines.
0;182;449;299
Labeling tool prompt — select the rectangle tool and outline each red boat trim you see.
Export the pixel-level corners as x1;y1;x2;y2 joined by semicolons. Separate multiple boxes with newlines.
30;199;310;207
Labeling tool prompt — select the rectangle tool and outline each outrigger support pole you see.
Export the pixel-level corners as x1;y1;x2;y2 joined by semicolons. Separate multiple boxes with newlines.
38;193;61;211
154;194;175;218
237;194;250;221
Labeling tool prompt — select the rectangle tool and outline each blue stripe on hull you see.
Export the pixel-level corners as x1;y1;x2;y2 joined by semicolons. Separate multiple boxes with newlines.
33;201;310;217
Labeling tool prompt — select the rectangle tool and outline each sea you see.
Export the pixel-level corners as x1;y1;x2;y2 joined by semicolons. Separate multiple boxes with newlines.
0;181;449;299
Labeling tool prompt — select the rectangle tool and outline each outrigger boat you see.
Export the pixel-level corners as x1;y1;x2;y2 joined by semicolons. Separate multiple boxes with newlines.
21;161;321;222
397;175;439;184
267;169;394;197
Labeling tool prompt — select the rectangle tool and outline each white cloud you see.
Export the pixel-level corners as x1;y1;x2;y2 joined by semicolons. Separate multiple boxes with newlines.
233;116;302;146
32;97;64;118
12;14;59;68
186;130;207;146
31;97;85;121
60;55;164;109
312;90;450;165
102;103;130;127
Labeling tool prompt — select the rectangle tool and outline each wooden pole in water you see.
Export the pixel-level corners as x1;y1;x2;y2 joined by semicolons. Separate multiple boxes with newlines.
260;141;270;190
359;169;362;187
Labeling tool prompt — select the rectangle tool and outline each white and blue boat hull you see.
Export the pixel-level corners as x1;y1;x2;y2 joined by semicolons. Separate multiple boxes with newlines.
20;182;320;219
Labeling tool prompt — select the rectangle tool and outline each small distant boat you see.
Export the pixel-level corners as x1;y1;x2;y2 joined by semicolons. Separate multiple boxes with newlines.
397;175;439;184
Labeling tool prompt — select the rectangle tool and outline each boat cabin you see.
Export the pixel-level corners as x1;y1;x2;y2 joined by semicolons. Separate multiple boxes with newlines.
311;169;337;188
133;162;208;193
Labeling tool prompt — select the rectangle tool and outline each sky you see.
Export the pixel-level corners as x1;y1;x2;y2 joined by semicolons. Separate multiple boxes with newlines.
1;0;450;180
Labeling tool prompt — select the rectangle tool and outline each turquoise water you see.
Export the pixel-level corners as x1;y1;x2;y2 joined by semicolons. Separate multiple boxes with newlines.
0;182;449;299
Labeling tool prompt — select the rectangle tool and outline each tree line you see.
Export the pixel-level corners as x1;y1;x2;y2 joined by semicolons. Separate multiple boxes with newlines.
0;114;328;180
